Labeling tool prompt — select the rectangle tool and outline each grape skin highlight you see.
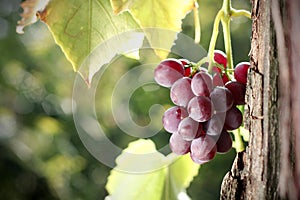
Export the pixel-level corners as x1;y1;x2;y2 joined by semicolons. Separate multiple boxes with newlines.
162;106;188;133
154;58;184;88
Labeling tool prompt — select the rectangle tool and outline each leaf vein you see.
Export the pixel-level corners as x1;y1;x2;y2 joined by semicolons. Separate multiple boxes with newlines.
95;0;118;35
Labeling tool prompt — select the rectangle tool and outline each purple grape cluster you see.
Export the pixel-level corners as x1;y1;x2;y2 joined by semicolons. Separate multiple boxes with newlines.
154;53;250;164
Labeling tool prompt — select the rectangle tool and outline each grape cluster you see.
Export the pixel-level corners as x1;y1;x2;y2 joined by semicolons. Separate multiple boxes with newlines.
154;50;250;164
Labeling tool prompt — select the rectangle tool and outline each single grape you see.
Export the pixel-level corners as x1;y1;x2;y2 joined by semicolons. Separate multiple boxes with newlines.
210;86;234;112
213;72;230;86
224;106;243;130
216;130;232;153
162;106;188;133
169;132;191;155
234;62;250;85
154;58;184;87
212;73;224;86
170;77;194;107
225;81;246;105
191;72;213;97
190;135;217;164
187;96;214;122
213;50;227;73
178;117;202;141
203;112;226;136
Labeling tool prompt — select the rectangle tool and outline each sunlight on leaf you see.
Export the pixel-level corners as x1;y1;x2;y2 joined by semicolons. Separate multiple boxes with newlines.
37;0;140;82
105;139;200;200
110;0;196;60
166;153;200;199
17;0;195;82
111;0;195;31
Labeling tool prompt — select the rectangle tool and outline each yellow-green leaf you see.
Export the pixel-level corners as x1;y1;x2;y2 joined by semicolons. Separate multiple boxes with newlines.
39;0;140;81
167;153;200;196
111;0;195;31
105;139;200;200
110;0;196;60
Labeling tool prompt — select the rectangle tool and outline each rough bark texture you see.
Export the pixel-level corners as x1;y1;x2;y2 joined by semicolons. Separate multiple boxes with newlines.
220;0;300;199
220;0;280;199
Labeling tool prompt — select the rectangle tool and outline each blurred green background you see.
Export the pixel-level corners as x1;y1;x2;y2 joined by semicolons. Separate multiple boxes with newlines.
0;0;251;199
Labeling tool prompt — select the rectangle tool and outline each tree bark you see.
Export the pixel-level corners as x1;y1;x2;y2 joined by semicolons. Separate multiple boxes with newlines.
219;0;300;199
220;0;280;199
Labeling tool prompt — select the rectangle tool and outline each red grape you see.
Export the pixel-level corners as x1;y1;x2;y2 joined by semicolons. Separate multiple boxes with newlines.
216;130;232;153
213;73;224;86
234;62;250;85
169;132;191;155
225;81;246;105
162;106;188;133
213;50;227;73
210;86;234;112
153;57;246;165
170;77;194;107
178;117;202;141
191;72;213;97
203;113;226;136
187;96;214;122
224;106;243;130
213;72;230;87
154;58;184;87
190;135;217;164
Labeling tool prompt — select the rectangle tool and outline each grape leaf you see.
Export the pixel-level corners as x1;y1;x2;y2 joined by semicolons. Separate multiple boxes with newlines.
105;139;200;200
17;0;195;82
34;0;141;83
165;154;200;200
110;0;195;31
110;0;196;60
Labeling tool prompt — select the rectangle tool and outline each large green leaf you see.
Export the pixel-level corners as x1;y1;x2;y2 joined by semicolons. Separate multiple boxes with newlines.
165;154;200;199
110;0;195;30
105;139;200;200
110;0;196;60
17;0;195;82
38;0;140;82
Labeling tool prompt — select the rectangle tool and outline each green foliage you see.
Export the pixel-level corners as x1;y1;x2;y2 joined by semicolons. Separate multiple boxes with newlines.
0;0;251;199
106;139;199;200
111;0;195;30
40;0;139;80
17;0;195;82
111;0;195;60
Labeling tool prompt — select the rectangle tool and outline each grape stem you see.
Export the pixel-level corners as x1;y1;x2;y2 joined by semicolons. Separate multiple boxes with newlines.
207;10;222;73
205;0;250;151
221;0;233;71
193;1;201;44
204;0;251;74
231;9;251;19
222;14;233;71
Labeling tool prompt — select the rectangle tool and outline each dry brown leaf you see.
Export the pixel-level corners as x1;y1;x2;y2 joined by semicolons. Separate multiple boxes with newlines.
16;0;50;34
